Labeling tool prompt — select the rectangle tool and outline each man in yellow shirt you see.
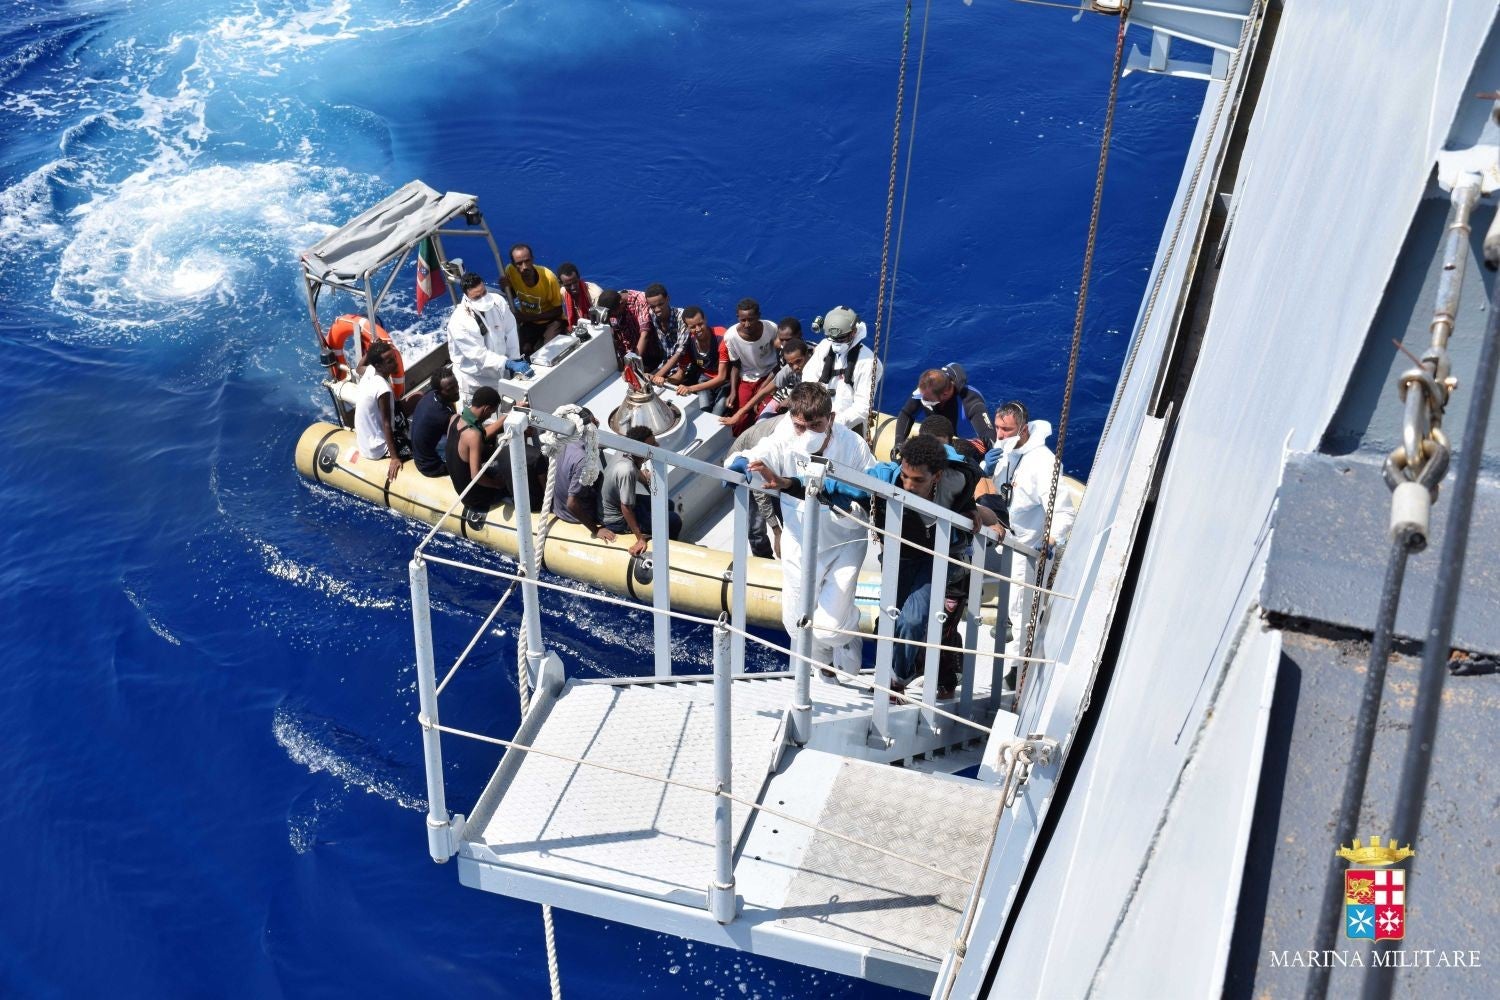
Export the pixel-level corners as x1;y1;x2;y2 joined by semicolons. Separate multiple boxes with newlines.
503;242;565;354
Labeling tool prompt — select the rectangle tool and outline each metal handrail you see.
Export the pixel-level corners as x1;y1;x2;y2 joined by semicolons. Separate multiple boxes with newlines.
408;405;1056;925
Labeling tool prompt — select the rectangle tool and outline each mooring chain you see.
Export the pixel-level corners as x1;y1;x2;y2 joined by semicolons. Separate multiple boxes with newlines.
1016;3;1131;696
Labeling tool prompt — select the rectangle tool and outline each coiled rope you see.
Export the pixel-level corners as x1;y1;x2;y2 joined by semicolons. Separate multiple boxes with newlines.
1016;4;1131;702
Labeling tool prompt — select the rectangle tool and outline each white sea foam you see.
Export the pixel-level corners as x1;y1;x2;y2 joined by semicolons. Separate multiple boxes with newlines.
204;0;484;75
122;584;183;646
255;538;398;610
273;705;426;818
51;160;372;330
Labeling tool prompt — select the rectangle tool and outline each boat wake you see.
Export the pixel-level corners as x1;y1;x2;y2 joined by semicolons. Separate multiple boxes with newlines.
273;704;426;854
122;583;183;646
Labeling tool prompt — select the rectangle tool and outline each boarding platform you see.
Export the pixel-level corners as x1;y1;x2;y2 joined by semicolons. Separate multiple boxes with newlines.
406;406;1055;994
455;671;1010;991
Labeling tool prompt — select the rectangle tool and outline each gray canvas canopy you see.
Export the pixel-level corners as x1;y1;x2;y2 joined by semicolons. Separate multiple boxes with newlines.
301;180;476;285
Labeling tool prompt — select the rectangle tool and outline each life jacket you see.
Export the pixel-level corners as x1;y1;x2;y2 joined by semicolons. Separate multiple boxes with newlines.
819;341;863;386
326;314;406;397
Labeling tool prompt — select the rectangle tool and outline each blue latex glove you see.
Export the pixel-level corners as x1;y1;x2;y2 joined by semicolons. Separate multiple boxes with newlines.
820;477;868;510
724;455;750;488
981;443;1005;475
505;358;534;378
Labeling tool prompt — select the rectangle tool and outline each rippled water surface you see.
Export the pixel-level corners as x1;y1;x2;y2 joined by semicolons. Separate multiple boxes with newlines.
0;1;1202;995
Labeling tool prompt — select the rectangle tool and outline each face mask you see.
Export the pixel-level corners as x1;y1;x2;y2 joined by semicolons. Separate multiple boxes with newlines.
795;428;829;455
920;398;938;412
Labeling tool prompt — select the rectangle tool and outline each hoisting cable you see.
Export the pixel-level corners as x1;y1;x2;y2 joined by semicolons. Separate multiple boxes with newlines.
866;0;914;444
871;0;934;430
1015;2;1131;701
1365;189;1500;1000
1306;177;1481;999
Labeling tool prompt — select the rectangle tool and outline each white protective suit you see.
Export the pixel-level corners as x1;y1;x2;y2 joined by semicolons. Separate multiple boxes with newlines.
734;419;874;672
446;291;520;400
804;321;882;431
992;419;1076;670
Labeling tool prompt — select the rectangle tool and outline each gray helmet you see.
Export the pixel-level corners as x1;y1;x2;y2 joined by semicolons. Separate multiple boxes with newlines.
821;306;859;343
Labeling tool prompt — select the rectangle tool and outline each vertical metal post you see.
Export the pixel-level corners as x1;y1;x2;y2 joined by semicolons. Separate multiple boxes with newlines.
791;477;822;745
959;532;987;716
919;520;952;728
871;496;904;746
709;617;737;923
430;234;461;306
507;412;546;691
358;275;377;371
650;454;671;678
990;546;1013;714
730;486;749;675
410;557;453;863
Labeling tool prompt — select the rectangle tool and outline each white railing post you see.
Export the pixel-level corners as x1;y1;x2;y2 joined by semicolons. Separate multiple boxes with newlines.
870;494;904;747
507;412;546;691
650;453;671;678
959;531;987;717
410;557;454;862
729;485;749;676
919;520;953;730
991;545;1014;714
709;616;737;923
790;472;823;745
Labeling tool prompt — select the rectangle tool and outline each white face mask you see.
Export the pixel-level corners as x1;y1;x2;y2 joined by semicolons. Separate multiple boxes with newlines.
795;428;829;455
920;398;938;412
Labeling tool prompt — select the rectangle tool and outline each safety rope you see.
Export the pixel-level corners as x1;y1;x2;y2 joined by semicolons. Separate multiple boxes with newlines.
513;607;561;999
516;407;597;1000
832;503;1069;600
873;0;934;425
420;550;1036;734
1016;4;1130;703
866;0;914;444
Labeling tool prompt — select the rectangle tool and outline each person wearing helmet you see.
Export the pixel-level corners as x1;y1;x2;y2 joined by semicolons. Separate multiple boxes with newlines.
804;306;882;433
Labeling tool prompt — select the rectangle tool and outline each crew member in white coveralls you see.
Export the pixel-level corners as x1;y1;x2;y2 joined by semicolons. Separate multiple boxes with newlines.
446;271;530;402
982;400;1076;680
803;306;882;434
726;383;874;676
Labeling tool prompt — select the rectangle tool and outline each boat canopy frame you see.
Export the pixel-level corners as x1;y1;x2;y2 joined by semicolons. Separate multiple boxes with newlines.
298;179;505;395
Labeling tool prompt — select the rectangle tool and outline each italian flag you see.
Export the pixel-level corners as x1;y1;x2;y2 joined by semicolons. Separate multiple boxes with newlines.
415;237;446;314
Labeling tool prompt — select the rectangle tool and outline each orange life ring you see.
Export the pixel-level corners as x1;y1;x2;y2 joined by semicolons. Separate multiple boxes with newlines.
325;314;406;397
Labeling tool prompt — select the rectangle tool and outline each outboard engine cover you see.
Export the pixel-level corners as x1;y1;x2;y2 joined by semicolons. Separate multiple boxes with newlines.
610;354;682;437
610;388;681;437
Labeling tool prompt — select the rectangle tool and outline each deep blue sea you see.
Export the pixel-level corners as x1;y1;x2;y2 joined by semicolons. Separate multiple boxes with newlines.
0;2;1203;996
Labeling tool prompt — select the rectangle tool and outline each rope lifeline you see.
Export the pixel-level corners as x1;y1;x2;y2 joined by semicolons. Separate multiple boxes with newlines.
872;0;935;425
517;421;568;1000
866;0;914;444
1017;5;1131;703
